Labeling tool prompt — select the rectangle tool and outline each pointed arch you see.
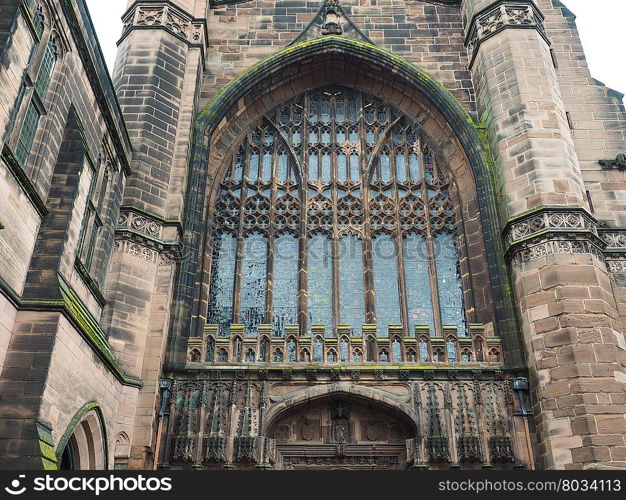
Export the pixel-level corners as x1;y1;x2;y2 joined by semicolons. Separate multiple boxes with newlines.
56;402;108;470
262;383;418;436
172;36;520;368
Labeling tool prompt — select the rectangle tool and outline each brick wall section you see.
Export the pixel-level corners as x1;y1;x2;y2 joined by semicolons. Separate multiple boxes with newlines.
201;0;476;112
461;0;626;469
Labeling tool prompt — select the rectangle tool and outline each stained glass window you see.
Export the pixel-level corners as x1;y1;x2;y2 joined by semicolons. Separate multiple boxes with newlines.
373;234;401;336
287;338;297;362
392;338;402;362
206;339;215;362
404;234;435;336
435;234;468;337
308;235;333;332
273;235;298;337
207;233;237;335
206;86;476;363
240;234;267;336
339;235;366;334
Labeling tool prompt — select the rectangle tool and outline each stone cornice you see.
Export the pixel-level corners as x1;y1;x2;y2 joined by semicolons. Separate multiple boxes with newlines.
503;207;626;268
119;1;208;54
465;0;549;68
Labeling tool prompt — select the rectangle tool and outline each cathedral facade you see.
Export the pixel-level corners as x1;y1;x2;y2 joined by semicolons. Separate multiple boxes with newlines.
0;0;625;471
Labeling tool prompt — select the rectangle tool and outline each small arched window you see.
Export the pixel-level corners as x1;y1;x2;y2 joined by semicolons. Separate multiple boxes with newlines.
419;338;429;362
233;336;243;362
433;348;445;362
392;337;402;362
488;348;501;363
461;348;472;362
366;337;376;362
245;349;255;362
205;338;215;363
300;348;311;362
314;337;324;362
379;349;389;363
287;337;297;362
327;349;337;363
259;337;270;362
340;337;350;362
406;348;417;362
353;349;362;363
217;349;228;363
475;337;485;362
189;349;201;363
446;338;457;363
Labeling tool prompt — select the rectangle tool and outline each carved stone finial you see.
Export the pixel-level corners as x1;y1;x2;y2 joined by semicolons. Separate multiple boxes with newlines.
599;153;626;170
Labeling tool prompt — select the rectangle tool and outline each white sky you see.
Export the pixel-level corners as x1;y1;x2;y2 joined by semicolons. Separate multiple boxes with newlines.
86;0;626;95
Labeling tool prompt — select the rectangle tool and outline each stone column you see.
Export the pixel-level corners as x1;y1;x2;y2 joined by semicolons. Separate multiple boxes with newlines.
462;0;626;469
105;0;207;469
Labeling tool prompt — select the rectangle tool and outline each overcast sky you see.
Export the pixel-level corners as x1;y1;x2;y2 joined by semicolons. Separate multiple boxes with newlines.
86;0;626;95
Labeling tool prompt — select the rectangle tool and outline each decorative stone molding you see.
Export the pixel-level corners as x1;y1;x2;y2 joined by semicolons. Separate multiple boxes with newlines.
512;238;603;265
114;239;160;264
121;2;207;50
118;210;164;239
465;1;548;67
599;154;626;171
504;208;606;264
115;207;184;265
504;210;596;247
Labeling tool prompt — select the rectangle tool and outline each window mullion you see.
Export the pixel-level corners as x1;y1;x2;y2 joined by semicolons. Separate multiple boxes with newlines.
359;92;376;326
392;136;410;336
422;145;444;338
233;136;250;323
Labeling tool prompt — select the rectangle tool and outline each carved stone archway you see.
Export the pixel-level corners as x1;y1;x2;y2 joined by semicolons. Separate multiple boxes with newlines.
265;385;417;470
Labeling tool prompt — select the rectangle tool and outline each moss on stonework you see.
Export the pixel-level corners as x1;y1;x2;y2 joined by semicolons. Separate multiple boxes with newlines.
37;423;58;470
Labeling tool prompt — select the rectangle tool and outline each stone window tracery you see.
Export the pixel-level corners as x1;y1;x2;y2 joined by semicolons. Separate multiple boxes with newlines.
207;86;471;347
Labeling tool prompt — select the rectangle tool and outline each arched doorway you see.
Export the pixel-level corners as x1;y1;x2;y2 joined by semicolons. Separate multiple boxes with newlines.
267;395;414;470
57;406;107;470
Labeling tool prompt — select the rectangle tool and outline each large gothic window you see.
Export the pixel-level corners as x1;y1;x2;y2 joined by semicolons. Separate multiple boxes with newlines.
207;86;468;339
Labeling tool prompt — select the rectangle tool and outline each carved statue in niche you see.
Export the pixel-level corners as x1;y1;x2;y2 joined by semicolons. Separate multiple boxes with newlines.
331;401;350;444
